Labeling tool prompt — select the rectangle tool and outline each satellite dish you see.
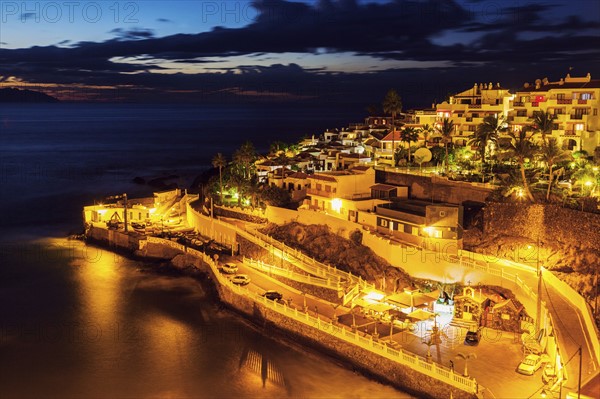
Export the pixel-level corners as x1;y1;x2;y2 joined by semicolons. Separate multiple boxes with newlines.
414;147;432;163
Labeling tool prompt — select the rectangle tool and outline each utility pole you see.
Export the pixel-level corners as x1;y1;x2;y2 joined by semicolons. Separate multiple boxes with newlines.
123;193;128;232
535;237;542;332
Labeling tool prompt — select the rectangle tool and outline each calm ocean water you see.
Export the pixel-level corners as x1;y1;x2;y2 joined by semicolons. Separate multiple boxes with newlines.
0;103;412;398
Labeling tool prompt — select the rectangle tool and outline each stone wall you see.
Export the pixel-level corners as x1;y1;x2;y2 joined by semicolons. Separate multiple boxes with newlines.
378;171;493;204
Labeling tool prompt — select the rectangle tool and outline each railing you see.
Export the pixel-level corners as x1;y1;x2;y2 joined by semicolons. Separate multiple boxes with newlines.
306;188;336;198
467;104;481;109
243;257;341;290
513;101;524;107
247;227;375;290
343;283;360;305
227;280;478;394
578;99;588;104
557;99;572;104
569;114;584;120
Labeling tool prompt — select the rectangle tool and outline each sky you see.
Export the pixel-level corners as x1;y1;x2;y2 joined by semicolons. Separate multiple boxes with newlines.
0;0;599;106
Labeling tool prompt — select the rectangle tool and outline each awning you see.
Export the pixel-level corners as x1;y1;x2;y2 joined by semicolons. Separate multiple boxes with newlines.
407;308;436;321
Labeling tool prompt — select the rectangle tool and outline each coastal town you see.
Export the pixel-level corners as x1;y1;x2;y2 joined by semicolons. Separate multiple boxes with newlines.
82;73;600;399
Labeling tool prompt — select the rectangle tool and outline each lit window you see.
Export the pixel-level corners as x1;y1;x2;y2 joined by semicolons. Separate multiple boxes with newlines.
575;124;584;131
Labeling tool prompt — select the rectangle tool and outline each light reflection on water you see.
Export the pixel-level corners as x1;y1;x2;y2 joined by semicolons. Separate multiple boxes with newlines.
0;239;413;398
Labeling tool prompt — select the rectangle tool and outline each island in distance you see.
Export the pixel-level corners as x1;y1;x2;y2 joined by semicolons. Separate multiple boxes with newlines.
0;88;59;103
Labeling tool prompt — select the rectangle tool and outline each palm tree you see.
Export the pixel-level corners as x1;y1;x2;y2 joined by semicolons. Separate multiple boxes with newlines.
507;127;537;202
532;110;556;144
468;115;507;163
419;124;434;146
436;118;455;173
212;153;226;205
383;89;402;165
233;141;256;180
539;138;571;201
400;127;419;163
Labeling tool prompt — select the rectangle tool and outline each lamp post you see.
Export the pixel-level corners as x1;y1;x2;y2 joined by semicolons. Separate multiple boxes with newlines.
535;238;543;333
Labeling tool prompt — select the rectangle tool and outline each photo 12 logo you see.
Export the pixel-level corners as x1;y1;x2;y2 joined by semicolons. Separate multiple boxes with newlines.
1;1;139;24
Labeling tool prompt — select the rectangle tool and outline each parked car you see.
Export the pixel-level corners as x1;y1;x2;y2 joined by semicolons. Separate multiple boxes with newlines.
263;290;283;301
464;330;481;346
517;354;543;375
542;363;557;383
131;221;146;230
106;220;123;230
231;274;251;285
221;263;238;274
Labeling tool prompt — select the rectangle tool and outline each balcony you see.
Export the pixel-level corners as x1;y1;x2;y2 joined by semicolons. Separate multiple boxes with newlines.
570;114;584;120
468;104;482;109
531;102;539;107
558;99;572;105
307;188;336;198
513;101;524;107
578;99;588;104
563;130;577;136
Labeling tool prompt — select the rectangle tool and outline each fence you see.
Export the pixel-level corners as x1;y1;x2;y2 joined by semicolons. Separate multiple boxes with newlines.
225;275;478;394
243;257;341;290
247;227;375;290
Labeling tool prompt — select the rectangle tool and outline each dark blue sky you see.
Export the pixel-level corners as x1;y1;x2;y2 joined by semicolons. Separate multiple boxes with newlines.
1;0;599;106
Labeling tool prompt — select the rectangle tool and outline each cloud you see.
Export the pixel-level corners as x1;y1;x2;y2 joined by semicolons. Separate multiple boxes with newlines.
157;18;172;23
0;0;598;104
109;28;156;41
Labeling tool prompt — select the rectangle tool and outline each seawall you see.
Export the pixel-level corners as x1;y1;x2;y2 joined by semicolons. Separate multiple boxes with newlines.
84;225;478;399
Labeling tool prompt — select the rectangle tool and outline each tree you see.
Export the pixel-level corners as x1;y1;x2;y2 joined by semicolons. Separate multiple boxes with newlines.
419;124;434;146
231;141;257;205
468;115;506;163
233;141;257;180
436;118;455;173
258;185;291;208
539;138;571;201
383;89;402;165
507;127;537;202
400;126;419;163
212;153;227;205
532;110;556;144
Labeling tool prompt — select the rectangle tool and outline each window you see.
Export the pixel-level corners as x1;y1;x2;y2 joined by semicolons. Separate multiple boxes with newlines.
380;219;388;228
594;109;598;116
557;93;565;100
439;211;447;217
575;124;584;131
325;185;331;192
316;183;322;190
581;93;593;100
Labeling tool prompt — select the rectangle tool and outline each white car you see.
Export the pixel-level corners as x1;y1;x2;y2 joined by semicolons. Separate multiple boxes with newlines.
542;363;557;383
231;274;251;285
221;262;238;274
517;354;543;375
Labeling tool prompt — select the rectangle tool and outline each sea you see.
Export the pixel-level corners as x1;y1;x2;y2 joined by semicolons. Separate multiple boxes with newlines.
0;103;412;398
